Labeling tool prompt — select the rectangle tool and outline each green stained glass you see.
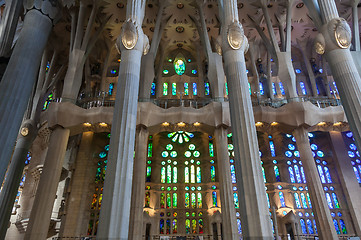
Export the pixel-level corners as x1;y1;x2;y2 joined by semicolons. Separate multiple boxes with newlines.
184;135;190;142
99;152;107;158
211;166;216;182
170;151;177;157
262;167;266;183
212;191;217;207
166;144;173;150
192;212;195;217
189;144;196;150
225;82;229;95
146;166;151;182
145;192;150;207
105;145;109;151
185;151;191;157
193;151;200;158
185;219;190;233
197;193;202;208
209;141;214;157
173;219;178;233
192;219;197;233
172;83;177;95
227;133;232;138
191;165;195;183
168;132;176;138
185;193;190;208
185;167;189;183
234;192;239;208
161;167;166;183
160;193;165;208
162;151;168;158
228;144;234;151
167;193;171;208
147;143;152;157
172;135;178;143
174;59;186;75
167;165;172;183
191;193;196;208
163;83;168;95
173;193;177;208
173;167;178;183
199;219;204;234
186;212;190;217
184;83;189;95
196;161;200;165
43;93;53;110
196;167;201;183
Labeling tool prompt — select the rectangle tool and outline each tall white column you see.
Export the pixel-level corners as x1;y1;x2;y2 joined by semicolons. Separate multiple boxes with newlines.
24;127;70;240
214;127;239;240
329;131;361;236
97;1;146;238
293;127;338;240
0;0;60;184
219;1;273;238
129;126;149;240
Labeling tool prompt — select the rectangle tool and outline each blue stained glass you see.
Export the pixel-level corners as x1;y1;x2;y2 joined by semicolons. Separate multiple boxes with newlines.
285;151;293;158
160;219;165;234
272;82;277;95
172;83;177;95
193;83;197;96
294;193;301;208
262;167;267;183
353;167;361;183
288;167;295;183
349;144;357;150
151;83;156;95
317;165;326;183
269;140;276;157
294;151;300;157
340;219;347;234
349;151;355;158
279;82;285;95
274;166;281;182
313;219;318;234
237;219;242;234
279;192;286;207
286;134;292;138
324;167;332;183
333;81;339;94
234;193;239;208
205;83;210;96
333;219;341;234
259;82;264;95
307;219;314;234
326;193;334;209
230;165;236;183
300;193;308;208
300;219;307;234
225;82;228;96
266;193;270;208
99;152;107;158
346;132;353;138
294;165;302;183
288;144;296;150
311;144;318;150
300;166;306;183
332;193;340;208
174;59;186;75
300;82;307;95
259;151;262;157
184;83;189;95
317;151;324;157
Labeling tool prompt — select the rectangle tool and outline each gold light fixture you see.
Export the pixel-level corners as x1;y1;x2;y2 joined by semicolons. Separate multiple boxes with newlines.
121;20;138;50
162;122;170;126
83;122;92;127
227;21;244;50
194;122;201;126
178;122;186;127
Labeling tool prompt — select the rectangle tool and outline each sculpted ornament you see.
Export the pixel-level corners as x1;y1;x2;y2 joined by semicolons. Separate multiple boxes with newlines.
227;21;245;50
314;33;326;55
121;19;139;50
24;0;62;23
329;18;352;49
143;35;150;55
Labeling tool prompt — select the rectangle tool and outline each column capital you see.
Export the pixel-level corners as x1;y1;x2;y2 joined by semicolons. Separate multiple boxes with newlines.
24;0;62;24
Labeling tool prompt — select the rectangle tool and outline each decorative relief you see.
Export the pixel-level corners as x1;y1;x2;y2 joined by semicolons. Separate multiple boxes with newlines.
24;0;62;24
332;18;352;49
227;21;244;50
121;19;139;50
314;33;326;55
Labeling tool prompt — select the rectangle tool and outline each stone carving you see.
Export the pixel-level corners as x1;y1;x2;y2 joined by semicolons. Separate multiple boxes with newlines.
24;0;62;24
121;19;139;50
227;21;244;50
331;18;352;49
314;33;326;55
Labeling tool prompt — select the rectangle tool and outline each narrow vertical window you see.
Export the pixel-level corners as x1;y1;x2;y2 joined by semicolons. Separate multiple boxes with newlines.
173;219;178;234
163;83;168;95
269;140;276;157
191;165;195;183
161;167;166;183
300;193;308;208
237;219;242;234
173;193;177;208
307;219;314;234
266;193;270;208
300;166;306;183
196;167;201;183
193;83;197;95
199;219;204;234
324;167;332;183
225;82;228;96
212;191;217;207
205;82;210;96
166;219;171;234
272;82;277;95
192;219;197;233
340;219;347;234
279;82;285;95
173;167;177;183
259;82;264;95
289;166;295;183
172;83;177;95
167;165;172;183
185;193;190;208
326;193;334;209
197;193;202;208
185;167;189;183
151;82;156;96
274;166;281;182
279;192;286;207
211;166;216;182
249;82;252;95
146;166;151;182
231;165;236;183
160;219;164;234
294;193;301;208
333;219;341;234
185;219;190;234
160;193;165;208
191;193;196;208
332;193;340;208
166;193;171;208
147;142;152;157
234;192;239;208
294;165;302;183
307;193;312;208
145;192;150;207
262;167;267;183
317;165;326;183
209;141;214;157
108;83;114;96
184;82;189;95
300;82;307;95
300;219;307;234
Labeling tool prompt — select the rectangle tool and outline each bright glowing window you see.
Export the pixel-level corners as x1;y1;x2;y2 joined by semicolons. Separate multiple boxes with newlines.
326;193;334;209
333;219;341;234
211;166;216;182
279;192;286;207
212;191;217;207
193;83;197;95
300;82;307;95
300;193;308;209
300;219;307;234
230;165;236;183
205;82;210;96
259;82;264;95
151;82;156;96
279;82;285;95
340;219;347;234
274;166;281;182
294;193;301;208
172;83;177;95
174;59;186;75
272;82;277;95
307;219;314;234
234;192;239;208
269;139;276;157
163;83;168;95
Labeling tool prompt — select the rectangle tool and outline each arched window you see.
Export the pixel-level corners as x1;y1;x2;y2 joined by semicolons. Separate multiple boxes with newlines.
160;219;165;234
193;83;197;96
205;83;210;96
294;165;302;183
317;165;326;183
289;166;295;183
300;219;307;234
185;193;190;208
191;165;195;183
163;83;168;95
234;192;239;208
199;219;204;234
300;193;308;208
145;192;150;208
332;192;340;208
191;193;196;208
340;219;347;234
259;82;264;95
210;166;216;182
212;191;218;207
279;82;285;95
173;193;177;208
300;81;307;95
262;167;267;183
294;193;301;208
333;219;341;234
166;219;171;234
274;166;281;182
237;219;242;234
185;167;189;183
185;219;190;234
230;165;236;183
172;83;177;95
279;192;286;207
192;219;197;233
196;167;201;183
326;193;334;209
197;193;202;208
307;219;314;234
173;219;178;233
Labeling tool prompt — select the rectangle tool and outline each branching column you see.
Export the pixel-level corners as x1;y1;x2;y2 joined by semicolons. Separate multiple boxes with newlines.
0;0;60;184
24;126;70;240
293;127;338;240
129;126;149;240
214;127;238;240
97;1;146;238
218;0;273;238
329;131;361;236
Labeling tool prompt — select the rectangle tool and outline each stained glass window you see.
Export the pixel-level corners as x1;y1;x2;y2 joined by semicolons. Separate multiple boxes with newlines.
332;193;340;208
199;219;204;234
163;83;168;95
326;193;334;209
279;192;286;207
151;82;156;96
231;165;236;183
167;165;172;183
185;167;189;183
289;167;295;183
294;193;301;208
307;219;314;234
324;167;332;183
174;59;186;75
333;219;341;234
191;193;196;208
146;166;151;182
192;219;197;233
197;193;202;208
237;219;242;234
211;166;216;182
300;166;306;183
279;82;285;95
209;141;214;157
274;166;280;182
160;219;165;234
294;165;302;183
161;193;165;208
300;219;307;234
272;82;277;95
262;167;267;183
185;219;190;234
196;167;201;183
185;193;190;208
340;219;347;234
300;82;307;95
205;82;210;96
269;140;276;157
259;82;264;95
43;93;53;110
148;143;152;157
193;83;197;96
108;83;114;96
167;193;171;208
300;193;308;208
234;193;239;208
191;165;195;183
172;83;177;95
225;82;228;96
317;165;326;183
307;193;312;208
212;191;217;207
145;192;150;207
172;219;178;233
184;83;189;95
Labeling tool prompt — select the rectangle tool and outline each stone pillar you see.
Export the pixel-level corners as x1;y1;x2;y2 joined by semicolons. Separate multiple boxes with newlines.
58;132;94;237
129;126;149;240
0;0;23;57
0;120;37;240
214;126;239;240
0;0;61;184
293;127;338;240
24;127;70;240
97;1;146;238
219;1;273;238
329;131;361;236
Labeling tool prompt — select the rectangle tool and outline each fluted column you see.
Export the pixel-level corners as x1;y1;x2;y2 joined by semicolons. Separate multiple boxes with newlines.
293;127;338;240
214;127;239;240
97;1;146;238
0;0;23;57
129;126;149;240
219;0;273;238
24;126;70;240
0;0;61;184
329;131;361;236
